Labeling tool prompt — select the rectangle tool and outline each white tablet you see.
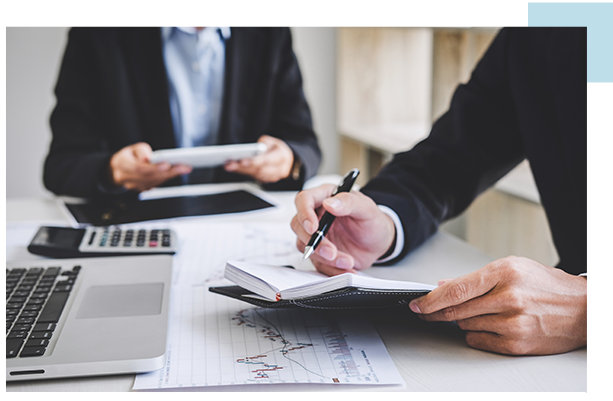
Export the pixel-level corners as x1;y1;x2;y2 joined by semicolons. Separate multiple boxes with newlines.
150;143;268;168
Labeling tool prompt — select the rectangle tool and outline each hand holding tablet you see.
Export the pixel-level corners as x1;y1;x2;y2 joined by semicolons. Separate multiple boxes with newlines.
109;142;192;192
108;141;278;193
150;143;268;169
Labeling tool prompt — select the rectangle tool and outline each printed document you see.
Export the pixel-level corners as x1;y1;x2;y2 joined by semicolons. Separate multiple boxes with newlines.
132;221;404;389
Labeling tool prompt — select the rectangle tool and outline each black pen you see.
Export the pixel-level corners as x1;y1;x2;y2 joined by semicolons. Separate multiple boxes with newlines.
302;168;360;261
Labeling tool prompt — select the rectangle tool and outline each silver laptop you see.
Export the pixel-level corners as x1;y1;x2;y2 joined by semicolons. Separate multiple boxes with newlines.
6;254;172;381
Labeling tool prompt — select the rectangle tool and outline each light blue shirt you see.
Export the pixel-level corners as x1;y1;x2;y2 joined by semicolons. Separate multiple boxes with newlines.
161;27;231;148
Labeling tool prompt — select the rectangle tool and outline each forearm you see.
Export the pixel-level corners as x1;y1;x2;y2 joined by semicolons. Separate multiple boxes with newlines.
284;137;321;182
43;150;113;199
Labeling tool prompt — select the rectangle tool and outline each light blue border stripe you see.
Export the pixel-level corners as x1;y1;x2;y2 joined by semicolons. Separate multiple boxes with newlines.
528;2;613;193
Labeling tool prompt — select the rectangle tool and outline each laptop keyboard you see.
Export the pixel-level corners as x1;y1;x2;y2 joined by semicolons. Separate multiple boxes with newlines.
6;264;80;358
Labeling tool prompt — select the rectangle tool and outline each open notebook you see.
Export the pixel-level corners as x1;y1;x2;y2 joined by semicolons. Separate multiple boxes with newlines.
210;261;436;310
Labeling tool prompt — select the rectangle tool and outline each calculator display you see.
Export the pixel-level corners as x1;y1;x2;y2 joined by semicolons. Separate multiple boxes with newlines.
33;227;84;248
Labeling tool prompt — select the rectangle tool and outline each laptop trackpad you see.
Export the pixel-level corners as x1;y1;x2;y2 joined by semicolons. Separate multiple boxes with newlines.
76;283;164;319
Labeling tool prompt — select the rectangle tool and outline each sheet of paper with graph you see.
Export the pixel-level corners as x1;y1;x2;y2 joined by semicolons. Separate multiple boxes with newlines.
132;221;405;389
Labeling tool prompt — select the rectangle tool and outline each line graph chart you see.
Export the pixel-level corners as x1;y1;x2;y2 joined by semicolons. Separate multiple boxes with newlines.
231;307;369;383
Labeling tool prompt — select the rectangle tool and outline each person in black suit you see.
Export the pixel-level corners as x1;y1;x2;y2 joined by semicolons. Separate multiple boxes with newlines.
291;28;587;356
44;27;321;199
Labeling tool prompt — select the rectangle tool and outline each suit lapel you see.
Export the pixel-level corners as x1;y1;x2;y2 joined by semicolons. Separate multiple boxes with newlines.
220;28;264;144
120;28;176;150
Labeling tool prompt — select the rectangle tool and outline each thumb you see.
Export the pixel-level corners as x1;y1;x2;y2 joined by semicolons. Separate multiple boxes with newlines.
322;191;380;222
132;142;153;162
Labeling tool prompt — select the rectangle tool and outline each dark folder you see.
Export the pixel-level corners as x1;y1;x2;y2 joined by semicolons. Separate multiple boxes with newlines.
209;285;429;310
64;190;274;226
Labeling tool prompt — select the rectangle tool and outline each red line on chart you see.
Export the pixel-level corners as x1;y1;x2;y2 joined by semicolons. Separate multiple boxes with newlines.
236;354;267;363
253;367;283;372
252;365;283;379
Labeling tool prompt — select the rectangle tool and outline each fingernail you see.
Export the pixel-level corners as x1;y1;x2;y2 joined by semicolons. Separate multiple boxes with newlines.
303;219;314;234
409;302;422;314
319;246;334;261
325;198;342;210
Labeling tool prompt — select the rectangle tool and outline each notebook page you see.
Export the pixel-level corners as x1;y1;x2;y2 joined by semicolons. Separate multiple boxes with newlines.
226;261;329;293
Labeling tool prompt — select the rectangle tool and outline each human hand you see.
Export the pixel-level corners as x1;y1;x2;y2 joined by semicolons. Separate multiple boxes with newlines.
224;135;294;183
109;142;192;192
409;256;587;355
291;184;396;276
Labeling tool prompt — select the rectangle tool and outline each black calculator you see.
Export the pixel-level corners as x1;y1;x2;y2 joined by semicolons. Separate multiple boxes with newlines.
27;226;177;258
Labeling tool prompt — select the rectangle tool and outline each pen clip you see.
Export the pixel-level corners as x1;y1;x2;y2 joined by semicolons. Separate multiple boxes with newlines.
332;168;359;196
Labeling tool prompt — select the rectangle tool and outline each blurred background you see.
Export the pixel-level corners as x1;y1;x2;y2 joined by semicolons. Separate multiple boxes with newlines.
6;27;338;198
6;27;558;266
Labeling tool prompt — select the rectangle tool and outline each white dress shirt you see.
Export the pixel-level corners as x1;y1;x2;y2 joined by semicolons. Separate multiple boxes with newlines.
161;27;231;148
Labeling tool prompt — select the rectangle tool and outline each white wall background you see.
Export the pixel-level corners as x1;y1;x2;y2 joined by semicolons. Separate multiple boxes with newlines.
5;27;337;199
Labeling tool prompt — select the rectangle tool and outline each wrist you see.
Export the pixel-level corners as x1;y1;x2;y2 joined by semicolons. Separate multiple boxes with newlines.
289;155;302;181
108;153;123;187
378;225;397;260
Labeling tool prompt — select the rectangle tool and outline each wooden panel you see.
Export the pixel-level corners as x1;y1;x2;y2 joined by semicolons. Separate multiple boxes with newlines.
466;189;559;266
339;136;369;187
337;28;433;129
431;28;498;121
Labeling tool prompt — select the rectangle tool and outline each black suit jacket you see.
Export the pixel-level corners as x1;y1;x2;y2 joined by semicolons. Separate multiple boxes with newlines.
44;27;321;199
361;28;587;275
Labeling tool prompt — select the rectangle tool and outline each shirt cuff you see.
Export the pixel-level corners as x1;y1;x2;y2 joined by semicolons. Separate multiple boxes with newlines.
578;272;587;277
376;205;405;264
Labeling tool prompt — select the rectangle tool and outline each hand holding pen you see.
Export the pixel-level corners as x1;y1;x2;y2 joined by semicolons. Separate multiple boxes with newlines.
302;169;360;260
291;169;397;277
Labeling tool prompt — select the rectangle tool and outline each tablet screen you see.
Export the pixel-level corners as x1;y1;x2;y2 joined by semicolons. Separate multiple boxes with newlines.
65;190;274;225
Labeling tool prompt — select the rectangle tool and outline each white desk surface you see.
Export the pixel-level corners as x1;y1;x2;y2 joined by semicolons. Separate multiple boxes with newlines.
5;186;587;392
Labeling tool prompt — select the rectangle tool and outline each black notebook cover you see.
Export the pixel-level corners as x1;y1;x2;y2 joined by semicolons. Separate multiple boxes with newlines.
209;285;430;310
65;190;274;226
